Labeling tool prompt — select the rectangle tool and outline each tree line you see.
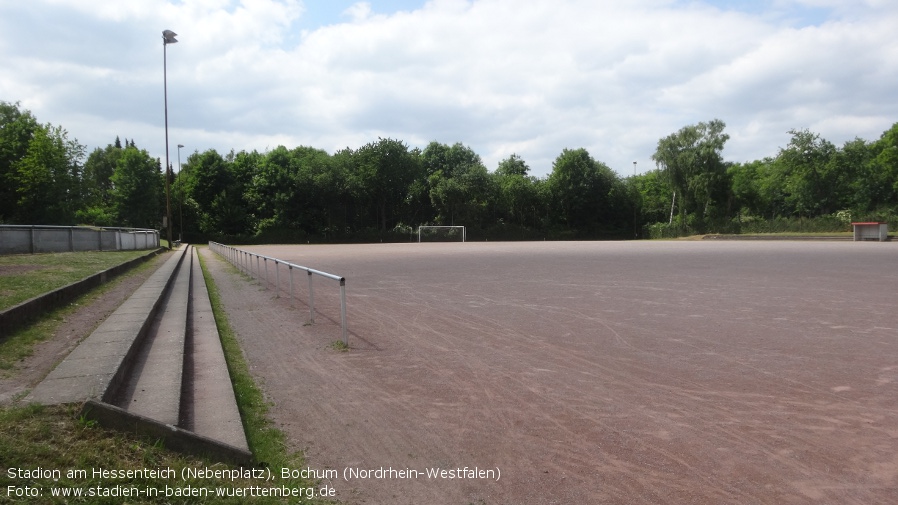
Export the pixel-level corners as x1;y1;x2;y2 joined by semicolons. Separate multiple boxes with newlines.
642;120;898;237
2;100;896;241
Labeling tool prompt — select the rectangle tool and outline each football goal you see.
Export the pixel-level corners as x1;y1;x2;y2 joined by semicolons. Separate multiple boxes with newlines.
418;225;466;243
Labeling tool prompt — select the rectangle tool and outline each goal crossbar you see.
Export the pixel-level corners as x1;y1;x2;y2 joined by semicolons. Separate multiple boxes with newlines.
417;225;466;242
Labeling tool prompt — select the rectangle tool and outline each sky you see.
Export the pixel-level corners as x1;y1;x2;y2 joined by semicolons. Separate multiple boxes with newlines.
1;0;896;177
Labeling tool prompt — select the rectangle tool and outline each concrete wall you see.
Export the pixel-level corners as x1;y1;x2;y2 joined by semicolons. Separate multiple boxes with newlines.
0;225;159;255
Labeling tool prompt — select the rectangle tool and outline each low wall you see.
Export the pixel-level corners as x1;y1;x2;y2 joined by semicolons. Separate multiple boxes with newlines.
0;248;162;339
0;225;159;255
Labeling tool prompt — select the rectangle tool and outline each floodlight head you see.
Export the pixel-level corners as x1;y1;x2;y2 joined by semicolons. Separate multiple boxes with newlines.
162;30;178;44
177;144;184;148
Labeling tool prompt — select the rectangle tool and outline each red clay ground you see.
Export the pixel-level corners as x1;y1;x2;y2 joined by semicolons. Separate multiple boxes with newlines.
201;241;898;505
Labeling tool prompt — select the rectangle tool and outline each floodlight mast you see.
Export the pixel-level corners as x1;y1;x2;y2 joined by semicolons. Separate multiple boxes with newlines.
163;30;177;249
177;143;184;242
633;161;638;239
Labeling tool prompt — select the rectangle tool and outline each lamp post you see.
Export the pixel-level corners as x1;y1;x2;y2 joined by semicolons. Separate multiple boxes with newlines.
633;161;638;239
163;29;178;249
177;143;184;242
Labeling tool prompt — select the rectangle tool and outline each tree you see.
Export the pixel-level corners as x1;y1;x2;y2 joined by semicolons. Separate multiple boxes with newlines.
13;123;85;224
546;148;628;236
79;142;124;225
351;138;422;231
183;149;236;235
865;122;898;212
496;153;529;177
774;129;837;219
828;137;873;212
0;101;40;222
110;146;162;228
632;170;674;227
423;142;496;227
728;160;764;218
495;154;543;230
652;119;729;231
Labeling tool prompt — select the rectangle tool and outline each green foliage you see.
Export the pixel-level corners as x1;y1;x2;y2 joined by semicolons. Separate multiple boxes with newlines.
82;143;121;211
429;161;496;227
495;155;544;230
109;146;163;228
0;101;40;222
351;138;423;231
632;169;674;225
775;128;838;217
14;123;85;225
0;102;86;225
330;340;349;352
4;98;898;241
651;119;730;233
546;148;630;237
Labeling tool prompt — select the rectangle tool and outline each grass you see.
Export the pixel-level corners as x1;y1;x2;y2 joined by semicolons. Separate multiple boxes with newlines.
0;249;153;311
0;403;324;504
330;340;349;352
711;231;854;237
663;231;858;241
0;247;335;504
0;253;162;375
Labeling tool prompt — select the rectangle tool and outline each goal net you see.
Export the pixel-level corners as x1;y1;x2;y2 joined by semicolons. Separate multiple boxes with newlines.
418;226;466;243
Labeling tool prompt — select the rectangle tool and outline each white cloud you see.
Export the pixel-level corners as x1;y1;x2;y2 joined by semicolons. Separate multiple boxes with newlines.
1;0;897;176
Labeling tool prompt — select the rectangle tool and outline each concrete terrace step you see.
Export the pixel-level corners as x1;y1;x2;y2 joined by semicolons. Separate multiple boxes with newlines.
27;244;249;461
184;246;248;451
111;245;191;425
27;246;188;405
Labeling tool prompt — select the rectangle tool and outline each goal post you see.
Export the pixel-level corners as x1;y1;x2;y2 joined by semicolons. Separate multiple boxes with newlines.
417;225;466;243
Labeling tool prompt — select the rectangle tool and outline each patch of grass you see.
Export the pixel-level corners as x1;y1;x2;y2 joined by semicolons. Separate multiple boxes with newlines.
330;340;349;352
197;247;334;503
705;231;854;237
0;255;162;375
0;250;153;311
0;403;323;504
0;301;69;374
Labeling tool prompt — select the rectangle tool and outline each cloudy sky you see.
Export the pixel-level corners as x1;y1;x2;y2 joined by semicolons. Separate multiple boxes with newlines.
1;0;896;177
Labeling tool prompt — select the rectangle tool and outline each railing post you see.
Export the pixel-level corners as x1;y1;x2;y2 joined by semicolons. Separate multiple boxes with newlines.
274;260;280;297
340;279;348;345
308;270;315;324
264;257;269;289
289;265;294;306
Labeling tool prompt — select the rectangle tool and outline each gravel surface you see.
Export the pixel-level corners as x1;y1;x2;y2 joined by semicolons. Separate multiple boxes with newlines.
203;240;898;505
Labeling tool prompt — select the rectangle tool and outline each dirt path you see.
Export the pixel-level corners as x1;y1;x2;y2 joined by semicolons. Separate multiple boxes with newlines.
201;241;898;505
0;251;171;405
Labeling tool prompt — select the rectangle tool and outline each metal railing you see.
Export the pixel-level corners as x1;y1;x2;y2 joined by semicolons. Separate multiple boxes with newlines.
209;242;348;345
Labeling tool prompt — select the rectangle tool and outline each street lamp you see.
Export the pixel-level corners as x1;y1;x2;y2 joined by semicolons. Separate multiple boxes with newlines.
177;144;184;242
163;29;178;249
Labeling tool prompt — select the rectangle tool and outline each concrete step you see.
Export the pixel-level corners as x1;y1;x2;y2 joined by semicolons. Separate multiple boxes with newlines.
112;246;192;425
27;246;188;405
182;246;249;450
28;244;250;461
